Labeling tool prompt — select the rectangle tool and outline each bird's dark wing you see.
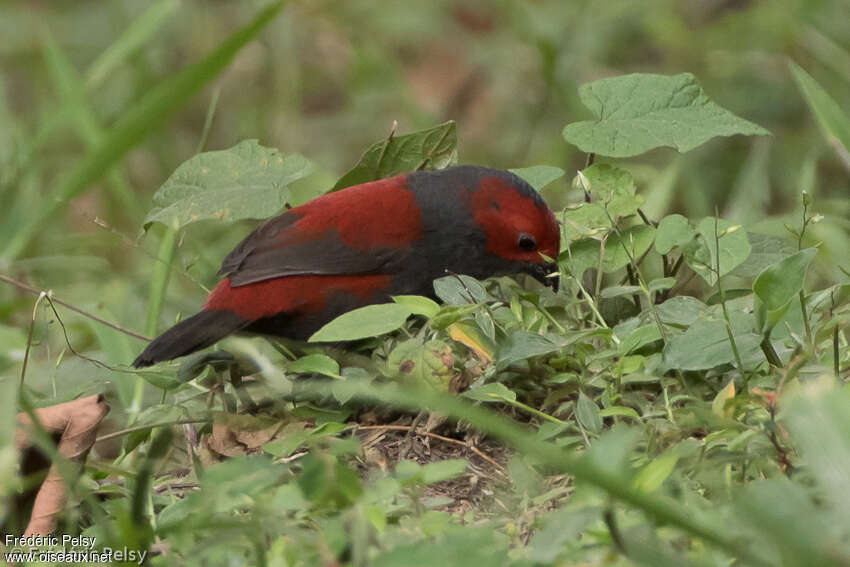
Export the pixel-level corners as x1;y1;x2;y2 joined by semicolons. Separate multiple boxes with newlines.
219;176;424;287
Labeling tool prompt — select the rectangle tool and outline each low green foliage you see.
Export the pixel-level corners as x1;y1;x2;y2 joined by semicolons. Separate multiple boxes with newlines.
6;22;850;565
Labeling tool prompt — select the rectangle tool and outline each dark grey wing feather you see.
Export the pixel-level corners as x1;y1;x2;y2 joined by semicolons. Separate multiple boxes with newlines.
218;211;399;287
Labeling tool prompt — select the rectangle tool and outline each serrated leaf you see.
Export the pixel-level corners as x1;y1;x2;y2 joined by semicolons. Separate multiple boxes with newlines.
655;214;694;254
510;165;564;190
144;140;313;228
309;304;413;342
333;121;457;190
563;73;769;157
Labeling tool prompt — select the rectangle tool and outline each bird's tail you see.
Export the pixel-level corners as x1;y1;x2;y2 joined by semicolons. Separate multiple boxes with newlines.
132;309;248;368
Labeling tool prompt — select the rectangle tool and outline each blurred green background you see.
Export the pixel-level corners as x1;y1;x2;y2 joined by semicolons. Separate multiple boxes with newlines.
1;0;849;389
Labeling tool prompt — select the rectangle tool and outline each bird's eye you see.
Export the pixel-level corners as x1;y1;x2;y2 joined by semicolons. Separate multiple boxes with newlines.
518;233;537;251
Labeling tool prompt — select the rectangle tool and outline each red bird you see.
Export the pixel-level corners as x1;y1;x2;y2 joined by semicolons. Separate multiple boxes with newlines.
132;165;560;367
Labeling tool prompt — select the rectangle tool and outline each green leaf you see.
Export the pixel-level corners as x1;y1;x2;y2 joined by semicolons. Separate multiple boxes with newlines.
309;304;413;342
683;218;751;286
576;392;603;433
633;454;678;493
568;224;656;275
600;285;642;299
647;277;676;294
563;72;769;157
753;248;817;333
1;1;286;259
789;61;850;157
663;312;762;370
288;354;342;379
386;339;454;391
496;331;561;369
753;248;818;312
463;382;517;404
144;140;313;228
655;214;694;254
392;295;440;318
333;121;457;190
563;165;642;240
510;165;564;190
731;232;797;278
433;274;489;305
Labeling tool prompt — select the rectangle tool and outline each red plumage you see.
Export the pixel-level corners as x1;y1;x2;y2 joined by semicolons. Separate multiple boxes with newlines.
132;165;560;367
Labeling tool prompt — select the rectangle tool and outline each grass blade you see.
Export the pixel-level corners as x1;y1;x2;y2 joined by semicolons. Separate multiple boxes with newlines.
1;0;285;260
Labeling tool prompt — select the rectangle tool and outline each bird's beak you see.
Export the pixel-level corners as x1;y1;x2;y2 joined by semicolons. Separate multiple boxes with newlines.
526;262;559;293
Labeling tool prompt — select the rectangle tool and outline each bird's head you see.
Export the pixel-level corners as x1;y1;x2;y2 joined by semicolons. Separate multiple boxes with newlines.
466;171;561;291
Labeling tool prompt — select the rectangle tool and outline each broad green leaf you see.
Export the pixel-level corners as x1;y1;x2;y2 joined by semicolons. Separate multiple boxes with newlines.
288;354;342;379
599;406;641;420
496;331;561;368
663;312;762;370
386;339;454;391
753;248;817;333
620;324;662;355
392;295;440;317
463;382;517;403
563;72;769;157
1;1;286;259
656;296;710;327
144;140;313;228
333;121;457;190
433;274;489;305
753;248;818;312
633;454;678;493
309;304;413;342
731;232;796;278
576;392;603;433
510;165;564;190
789;61;850;157
683;218;751;286
655;214;694;254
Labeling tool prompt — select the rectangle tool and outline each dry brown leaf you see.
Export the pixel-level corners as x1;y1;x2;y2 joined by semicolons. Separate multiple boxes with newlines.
15;394;110;535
